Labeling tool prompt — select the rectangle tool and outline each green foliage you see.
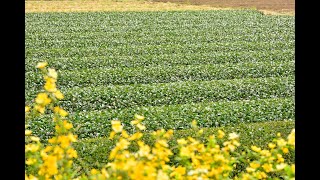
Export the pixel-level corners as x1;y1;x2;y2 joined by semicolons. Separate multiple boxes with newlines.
27;97;294;140
73;120;295;171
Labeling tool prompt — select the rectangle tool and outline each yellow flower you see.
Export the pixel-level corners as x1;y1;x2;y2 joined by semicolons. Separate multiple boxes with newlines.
163;129;174;138
277;154;285;163
256;172;267;179
67;148;78;158
121;130;129;138
25;144;39;152
58;135;71;149
291;164;295;174
276;163;287;170
128;132;143;141
130;120;139;125
282;147;289;154
170;166;186;178
262;163;273;173
26;174;38;180
268;143;276;149
118;139;130;150
25;130;32;136
36;62;48;69
35;93;51;106
177;138;188;145
109;131;116;139
34;105;45;114
91;169;99;175
251;145;262;153
288;129;295;146
25;106;30;112
218;130;225;139
157;170;169;180
250;162;260;169
45;155;58;175
191;120;197;128
30;136;40;142
246;167;256;173
228;132;239;140
180;147;192;157
44;81;57;92
111;120;123;133
276;138;287;147
53;106;68;117
53;90;64;100
67;133;77;142
48;68;58;79
157;139;168;147
137;123;146;130
26;158;37;165
134;114;145;121
63;120;73;130
277;133;281;137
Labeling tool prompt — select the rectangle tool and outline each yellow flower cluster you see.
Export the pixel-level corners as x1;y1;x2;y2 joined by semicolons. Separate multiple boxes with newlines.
25;62;295;180
26;62;77;180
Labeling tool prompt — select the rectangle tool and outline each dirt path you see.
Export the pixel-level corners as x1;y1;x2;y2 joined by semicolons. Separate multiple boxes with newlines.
25;0;294;15
154;0;294;14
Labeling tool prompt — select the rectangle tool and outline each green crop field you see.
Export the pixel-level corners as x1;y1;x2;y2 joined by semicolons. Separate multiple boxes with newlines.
25;10;295;169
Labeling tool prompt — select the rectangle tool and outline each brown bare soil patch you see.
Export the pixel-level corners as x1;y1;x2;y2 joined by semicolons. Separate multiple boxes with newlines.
153;0;294;14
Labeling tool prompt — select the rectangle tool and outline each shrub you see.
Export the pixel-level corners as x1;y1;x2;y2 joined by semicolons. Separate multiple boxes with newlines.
25;62;295;179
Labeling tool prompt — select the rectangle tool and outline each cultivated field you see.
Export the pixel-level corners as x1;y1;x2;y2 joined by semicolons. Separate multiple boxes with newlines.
25;10;295;170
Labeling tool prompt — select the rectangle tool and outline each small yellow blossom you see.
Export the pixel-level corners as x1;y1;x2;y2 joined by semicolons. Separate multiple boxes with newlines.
25;130;32;136
35;93;51;106
111;120;123;133
251;145;262;153
246;167;256;173
250;162;260;169
25;144;40;152
177;138;188;145
48;68;58;79
134;114;145;121
191;120;197;128
34;105;45;114
44;81;57;92
121;130;129;138
25;106;30;112
288;129;295;146
36;62;48;69
218;130;225;139
282;147;289;154
26;158;37;165
228;132;239;140
268;143;276;149
63;120;73;130
53;90;64;100
291;164;295;174
30;136;40;142
128;132;143;141
53;106;68;117
136;123;146;130
276;138;287;147
262;163;273;172
109;131;116;139
276;163;287;170
67;148;78;158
